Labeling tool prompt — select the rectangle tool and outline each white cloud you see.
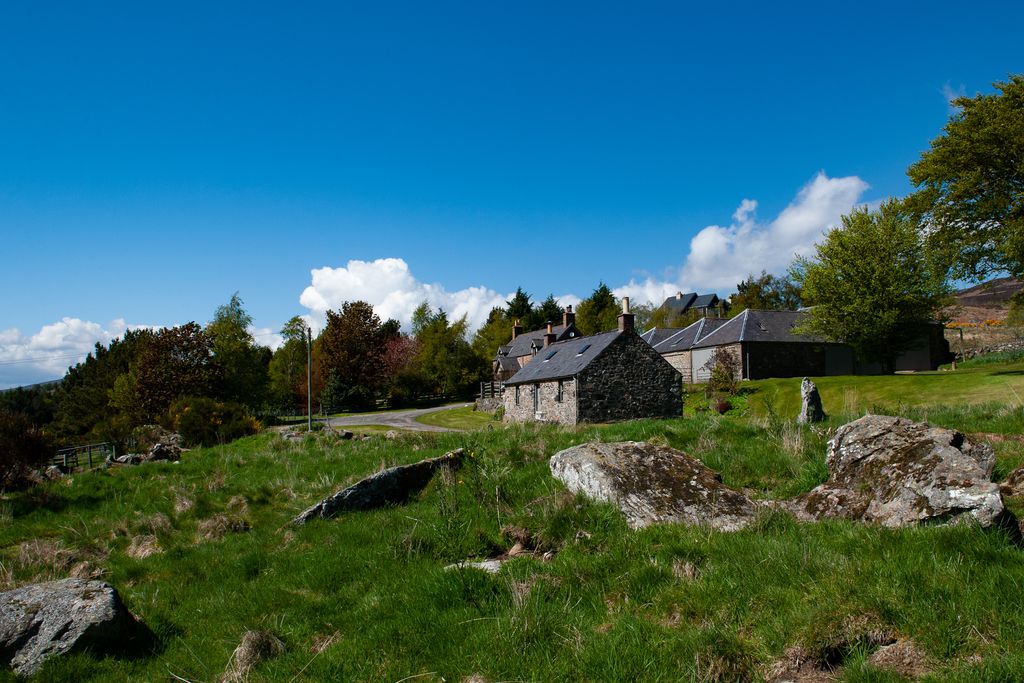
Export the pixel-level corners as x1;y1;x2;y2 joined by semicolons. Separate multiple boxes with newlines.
612;172;868;307
942;81;966;112
0;318;134;389
300;258;509;332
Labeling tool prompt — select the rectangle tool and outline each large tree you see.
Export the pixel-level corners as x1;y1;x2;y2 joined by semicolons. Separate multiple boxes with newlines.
906;75;1024;281
576;282;620;335
412;304;486;397
268;316;310;413
207;293;270;410
318;301;387;411
792;200;950;372
134;323;217;421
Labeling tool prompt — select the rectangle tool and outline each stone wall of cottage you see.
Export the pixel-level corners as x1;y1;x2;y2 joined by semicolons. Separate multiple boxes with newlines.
576;333;682;423
503;378;578;424
662;350;693;384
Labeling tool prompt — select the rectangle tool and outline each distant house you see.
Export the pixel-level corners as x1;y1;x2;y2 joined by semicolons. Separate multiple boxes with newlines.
503;299;682;425
493;306;582;382
654;291;722;324
644;309;952;383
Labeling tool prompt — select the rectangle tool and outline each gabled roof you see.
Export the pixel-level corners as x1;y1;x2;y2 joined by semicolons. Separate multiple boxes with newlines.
647;317;728;353
639;327;679;347
691;309;827;348
658;291;720;317
501;323;581;359
503;330;623;385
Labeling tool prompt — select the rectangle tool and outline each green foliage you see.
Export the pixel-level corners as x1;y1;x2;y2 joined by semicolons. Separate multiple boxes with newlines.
907;74;1024;280
504;287;535;326
318;301;388;411
730;270;802;312
576;282;619;335
267;316;309;413
534;294;565;330
0;409;51;487
413;305;487;397
134;323;217;421
704;347;742;396
0;384;56;428
206;293;270;410
167;396;259;447
793;200;951;371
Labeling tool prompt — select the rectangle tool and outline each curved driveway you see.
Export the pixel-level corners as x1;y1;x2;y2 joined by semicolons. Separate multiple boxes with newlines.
324;403;472;432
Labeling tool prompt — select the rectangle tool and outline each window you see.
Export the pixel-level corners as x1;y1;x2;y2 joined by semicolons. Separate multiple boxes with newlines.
577;344;591;356
515;385;519;405
532;384;539;411
544;350;557;361
556;380;564;402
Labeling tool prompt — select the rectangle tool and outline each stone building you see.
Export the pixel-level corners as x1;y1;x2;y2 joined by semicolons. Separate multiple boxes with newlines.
503;299;683;425
653;291;722;325
643;309;952;383
493;306;582;382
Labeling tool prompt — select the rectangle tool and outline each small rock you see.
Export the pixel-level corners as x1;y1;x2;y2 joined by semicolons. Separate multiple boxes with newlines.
549;441;758;531
145;442;181;462
384;430;400;440
43;465;64;480
0;579;148;676
445;559;506;574
337;430;354;440
797;377;826;424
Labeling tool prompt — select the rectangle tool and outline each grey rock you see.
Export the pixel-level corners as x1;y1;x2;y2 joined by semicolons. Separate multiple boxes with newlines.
336;429;354;440
0;579;145;676
114;454;144;465
43;466;64;480
291;449;465;525
445;559;506;574
549;441;758;531
787;415;1003;528
797;377;826;424
145;442;181;462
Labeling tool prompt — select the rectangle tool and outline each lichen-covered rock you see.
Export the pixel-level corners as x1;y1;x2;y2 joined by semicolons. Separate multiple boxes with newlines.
549;441;757;530
0;579;145;676
788;415;1003;527
797;377;826;424
291;449;464;525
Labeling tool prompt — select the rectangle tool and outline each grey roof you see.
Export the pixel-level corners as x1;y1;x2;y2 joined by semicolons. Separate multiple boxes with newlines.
502;323;581;359
503;330;623;385
639;327;680;347
648;318;728;353
691;309;827;348
658;291;720;318
495;355;520;373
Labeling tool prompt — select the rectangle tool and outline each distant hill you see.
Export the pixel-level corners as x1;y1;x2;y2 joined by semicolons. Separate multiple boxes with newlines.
945;276;1022;325
954;276;1022;309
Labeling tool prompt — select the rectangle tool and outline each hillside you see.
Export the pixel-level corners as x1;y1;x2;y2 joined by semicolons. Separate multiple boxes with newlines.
3;360;1024;681
944;276;1022;324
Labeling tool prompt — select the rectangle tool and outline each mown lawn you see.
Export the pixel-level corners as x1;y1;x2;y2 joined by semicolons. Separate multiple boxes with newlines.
416;405;501;431
2;362;1024;681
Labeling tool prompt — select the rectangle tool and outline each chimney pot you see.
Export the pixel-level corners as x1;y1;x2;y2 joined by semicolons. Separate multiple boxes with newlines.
622;297;630;314
512;319;523;340
543;321;557;347
618;299;635;333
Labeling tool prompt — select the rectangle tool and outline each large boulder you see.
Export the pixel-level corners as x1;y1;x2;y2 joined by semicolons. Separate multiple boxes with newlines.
291;449;464;525
0;578;147;676
549;441;758;531
787;415;1003;528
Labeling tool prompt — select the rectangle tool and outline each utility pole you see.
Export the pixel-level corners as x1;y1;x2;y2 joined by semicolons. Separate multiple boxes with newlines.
307;326;313;432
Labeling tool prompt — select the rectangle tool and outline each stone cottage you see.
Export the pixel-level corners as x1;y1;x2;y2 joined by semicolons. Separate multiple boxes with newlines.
493;306;582;382
503;299;683;425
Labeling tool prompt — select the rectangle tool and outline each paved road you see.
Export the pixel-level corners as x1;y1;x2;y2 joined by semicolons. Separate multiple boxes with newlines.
324;403;472;432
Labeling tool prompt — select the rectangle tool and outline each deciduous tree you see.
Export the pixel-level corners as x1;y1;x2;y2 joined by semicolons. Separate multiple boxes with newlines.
576;283;620;335
906;75;1024;281
792;200;950;372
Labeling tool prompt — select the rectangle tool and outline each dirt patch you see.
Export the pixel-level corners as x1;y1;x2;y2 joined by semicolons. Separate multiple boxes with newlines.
868;639;932;678
221;630;285;683
198;514;251;541
17;538;75;573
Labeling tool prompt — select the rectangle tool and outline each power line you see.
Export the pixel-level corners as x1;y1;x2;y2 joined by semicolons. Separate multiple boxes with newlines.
0;352;89;367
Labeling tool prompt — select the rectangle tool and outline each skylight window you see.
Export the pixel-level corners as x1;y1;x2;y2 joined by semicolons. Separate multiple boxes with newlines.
577;344;591;356
543;350;557;361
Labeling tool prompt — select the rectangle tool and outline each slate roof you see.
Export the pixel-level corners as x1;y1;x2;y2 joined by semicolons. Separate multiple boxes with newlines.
639;328;679;347
503;330;623;385
502;323;582;359
646;318;728;353
691;309;827;348
658;292;720;318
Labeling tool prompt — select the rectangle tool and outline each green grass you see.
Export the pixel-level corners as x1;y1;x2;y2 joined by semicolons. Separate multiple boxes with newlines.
3;363;1024;681
734;359;1024;420
416;405;500;430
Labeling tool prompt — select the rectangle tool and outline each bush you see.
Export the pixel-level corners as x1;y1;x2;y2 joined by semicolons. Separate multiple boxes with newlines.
0;409;52;487
704;347;742;396
167;397;260;447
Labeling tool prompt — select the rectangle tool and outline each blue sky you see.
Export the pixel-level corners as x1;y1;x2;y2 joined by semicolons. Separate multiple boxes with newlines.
1;1;1021;387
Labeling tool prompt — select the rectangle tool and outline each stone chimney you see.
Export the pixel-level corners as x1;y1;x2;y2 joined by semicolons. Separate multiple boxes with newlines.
512;319;523;340
562;305;575;328
618;297;635;333
676;291;683;300
543;322;557;347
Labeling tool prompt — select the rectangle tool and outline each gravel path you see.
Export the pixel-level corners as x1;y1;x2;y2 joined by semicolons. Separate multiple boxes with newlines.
324;403;472;433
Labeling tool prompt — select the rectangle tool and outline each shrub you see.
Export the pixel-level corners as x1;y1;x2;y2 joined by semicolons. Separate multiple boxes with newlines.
0;409;52;488
167;397;259;447
704;347;742;396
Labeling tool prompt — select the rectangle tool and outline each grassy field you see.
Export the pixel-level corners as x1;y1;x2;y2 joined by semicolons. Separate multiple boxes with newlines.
416;405;501;431
2;362;1024;681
